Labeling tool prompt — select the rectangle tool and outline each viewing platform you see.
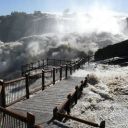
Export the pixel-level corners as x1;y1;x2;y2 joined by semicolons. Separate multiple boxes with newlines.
0;58;89;128
9;76;84;127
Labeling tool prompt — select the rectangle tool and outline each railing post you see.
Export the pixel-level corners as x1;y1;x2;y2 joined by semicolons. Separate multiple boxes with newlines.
27;112;35;128
83;76;88;87
53;107;58;119
75;86;79;104
100;121;105;128
53;68;55;84
80;80;84;92
21;66;24;76
0;80;6;107
65;64;68;79
50;69;52;77
42;70;45;90
66;94;71;115
60;66;62;80
25;73;29;99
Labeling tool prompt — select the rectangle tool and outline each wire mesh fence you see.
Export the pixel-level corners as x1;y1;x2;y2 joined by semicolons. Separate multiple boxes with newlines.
0;107;36;128
4;77;26;106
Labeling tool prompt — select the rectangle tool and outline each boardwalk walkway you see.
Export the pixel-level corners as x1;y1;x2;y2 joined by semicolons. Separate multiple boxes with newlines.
9;76;84;127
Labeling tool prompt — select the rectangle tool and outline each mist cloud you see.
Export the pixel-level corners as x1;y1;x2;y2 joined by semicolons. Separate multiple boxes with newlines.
0;9;128;79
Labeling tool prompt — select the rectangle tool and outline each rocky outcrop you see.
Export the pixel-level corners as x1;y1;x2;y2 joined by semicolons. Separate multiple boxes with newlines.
95;39;128;61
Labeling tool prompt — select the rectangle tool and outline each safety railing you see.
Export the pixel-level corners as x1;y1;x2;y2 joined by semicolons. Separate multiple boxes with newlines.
0;57;89;128
29;72;42;94
0;58;86;107
53;77;105;128
59;65;64;79
53;78;87;116
21;59;47;76
54;67;61;82
0;77;26;107
0;107;40;128
21;58;74;76
44;69;53;86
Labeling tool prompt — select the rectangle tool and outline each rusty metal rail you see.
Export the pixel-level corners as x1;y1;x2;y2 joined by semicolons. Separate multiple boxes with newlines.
56;113;105;128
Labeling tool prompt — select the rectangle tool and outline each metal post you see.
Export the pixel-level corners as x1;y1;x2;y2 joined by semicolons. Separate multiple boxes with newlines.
75;86;79;104
57;112;100;127
100;121;105;128
53;107;58;119
0;80;5;107
65;65;68;79
78;62;80;69
27;112;35;128
21;66;24;76
83;77;88;87
25;73;29;99
66;94;72;115
60;66;62;80
53;68;55;84
42;70;45;90
80;80;84;92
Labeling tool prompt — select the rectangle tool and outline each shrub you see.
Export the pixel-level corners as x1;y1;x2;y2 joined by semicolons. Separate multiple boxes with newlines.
87;74;99;85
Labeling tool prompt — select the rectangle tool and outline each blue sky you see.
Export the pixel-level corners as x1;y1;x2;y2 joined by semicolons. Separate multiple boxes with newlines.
0;0;128;15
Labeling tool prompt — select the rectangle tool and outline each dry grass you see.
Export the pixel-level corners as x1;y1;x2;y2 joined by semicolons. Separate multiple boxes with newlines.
87;73;99;85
